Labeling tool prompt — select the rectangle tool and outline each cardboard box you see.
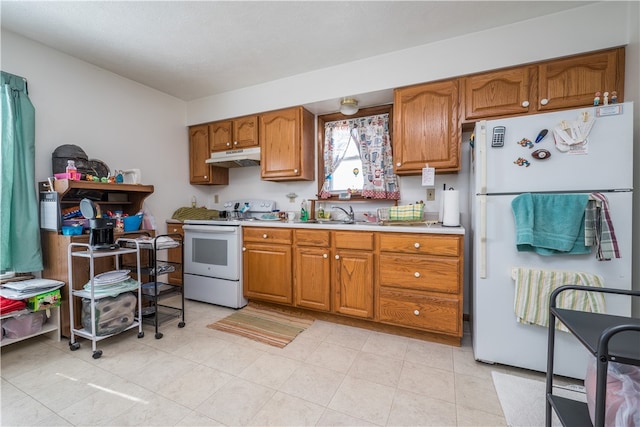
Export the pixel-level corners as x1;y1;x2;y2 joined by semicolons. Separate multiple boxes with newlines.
27;289;62;311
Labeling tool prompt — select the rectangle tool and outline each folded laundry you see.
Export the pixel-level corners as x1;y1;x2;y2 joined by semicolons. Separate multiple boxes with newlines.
511;193;590;255
511;267;605;331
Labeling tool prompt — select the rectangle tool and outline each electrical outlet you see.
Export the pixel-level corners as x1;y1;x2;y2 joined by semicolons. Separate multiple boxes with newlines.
214;194;219;204
426;188;435;201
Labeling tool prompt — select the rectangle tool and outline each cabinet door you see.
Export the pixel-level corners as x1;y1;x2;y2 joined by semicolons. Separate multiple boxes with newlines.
210;121;233;152
189;125;229;185
537;48;624;111
294;246;331;311
233;116;259;149
243;243;292;304
260;107;314;181
166;223;184;286
333;249;373;318
463;66;533;120
393;79;461;174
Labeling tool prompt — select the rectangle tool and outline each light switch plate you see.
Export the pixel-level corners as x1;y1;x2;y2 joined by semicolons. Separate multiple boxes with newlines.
426;189;435;201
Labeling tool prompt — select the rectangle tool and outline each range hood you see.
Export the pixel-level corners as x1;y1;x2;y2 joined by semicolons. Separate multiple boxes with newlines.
205;146;261;168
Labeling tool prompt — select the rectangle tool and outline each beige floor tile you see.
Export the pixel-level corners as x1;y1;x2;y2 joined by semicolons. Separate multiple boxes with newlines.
456;405;507;426
361;331;408;360
305;341;359;373
347;351;403;388
201;340;267;375
268;334;322;361
398;360;456;403
0;339;64;379
404;338;455;371
387;388;457;426
194;377;275;426
454;372;504;416
299;319;336;341
33;414;73;426
279;364;345;406
323;323;372;350
316;408;380;426
239;352;300;388
104;392;192;426
156;363;233;409
175;410;224;426
248;391;325;426
452;346;497;379
1;394;56;426
328;375;395;426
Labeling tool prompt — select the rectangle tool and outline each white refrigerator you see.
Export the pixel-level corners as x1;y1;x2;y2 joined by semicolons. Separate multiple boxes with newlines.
470;102;634;380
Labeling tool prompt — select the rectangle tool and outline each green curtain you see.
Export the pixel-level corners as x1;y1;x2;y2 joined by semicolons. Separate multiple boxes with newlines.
1;71;43;273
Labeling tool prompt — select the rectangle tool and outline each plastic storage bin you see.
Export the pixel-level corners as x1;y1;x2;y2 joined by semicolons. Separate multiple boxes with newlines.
123;214;143;232
2;311;47;338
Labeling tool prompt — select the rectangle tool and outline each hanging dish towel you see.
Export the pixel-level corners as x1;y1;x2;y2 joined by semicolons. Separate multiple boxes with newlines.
511;193;590;255
511;267;606;331
585;193;620;261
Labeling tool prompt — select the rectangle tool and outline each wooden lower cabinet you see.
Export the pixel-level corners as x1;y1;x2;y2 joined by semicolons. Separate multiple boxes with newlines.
243;228;293;304
166;222;184;286
294;230;331;311
243;227;463;342
377;233;463;338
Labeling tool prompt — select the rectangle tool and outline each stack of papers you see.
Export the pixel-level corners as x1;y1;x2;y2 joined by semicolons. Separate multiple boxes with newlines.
0;278;65;300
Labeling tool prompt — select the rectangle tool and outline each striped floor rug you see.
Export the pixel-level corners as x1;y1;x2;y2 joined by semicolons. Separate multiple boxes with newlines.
207;305;314;348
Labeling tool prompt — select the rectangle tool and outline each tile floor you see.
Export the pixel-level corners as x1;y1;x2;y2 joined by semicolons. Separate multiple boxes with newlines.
2;299;564;426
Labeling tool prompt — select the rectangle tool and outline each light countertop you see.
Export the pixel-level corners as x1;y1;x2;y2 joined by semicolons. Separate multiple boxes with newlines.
240;220;465;235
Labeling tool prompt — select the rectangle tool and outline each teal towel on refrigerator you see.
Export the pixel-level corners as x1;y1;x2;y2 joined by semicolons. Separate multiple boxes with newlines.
511;193;590;255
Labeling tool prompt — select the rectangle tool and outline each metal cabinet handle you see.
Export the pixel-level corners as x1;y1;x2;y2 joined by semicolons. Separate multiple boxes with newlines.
414;242;420;248
413;310;420;316
521;101;529;107
540;98;549;106
414;272;420;278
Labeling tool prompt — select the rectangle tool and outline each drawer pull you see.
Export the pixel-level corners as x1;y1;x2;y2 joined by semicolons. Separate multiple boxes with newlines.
414;242;420;248
242;247;246;251
521;100;529;108
414;272;420;278
540;98;549;106
413;310;420;316
262;234;268;239
335;255;340;260
323;253;328;258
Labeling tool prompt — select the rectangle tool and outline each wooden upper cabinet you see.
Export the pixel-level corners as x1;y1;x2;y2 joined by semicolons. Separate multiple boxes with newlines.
188;124;229;185
393;79;461;174
463;47;625;120
537;48;624;112
211;115;259;152
462;66;533;120
260;106;314;181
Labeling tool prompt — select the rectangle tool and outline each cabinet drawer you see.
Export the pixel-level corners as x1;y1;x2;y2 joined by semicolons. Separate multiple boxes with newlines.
379;233;460;256
295;229;330;246
378;287;461;336
379;254;460;294
334;231;374;250
243;227;292;244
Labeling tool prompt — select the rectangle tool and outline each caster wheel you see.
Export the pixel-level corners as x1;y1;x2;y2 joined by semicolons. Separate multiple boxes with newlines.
155;332;163;339
138;331;144;339
92;350;103;359
178;322;185;328
69;342;80;351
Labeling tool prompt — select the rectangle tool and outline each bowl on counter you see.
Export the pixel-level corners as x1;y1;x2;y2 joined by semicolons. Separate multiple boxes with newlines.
123;214;143;232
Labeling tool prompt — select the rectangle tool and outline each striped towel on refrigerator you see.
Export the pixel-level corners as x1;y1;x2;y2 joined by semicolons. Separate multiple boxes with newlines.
511;267;606;332
585;192;620;261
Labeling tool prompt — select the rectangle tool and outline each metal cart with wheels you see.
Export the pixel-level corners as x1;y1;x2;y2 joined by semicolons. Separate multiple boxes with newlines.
67;238;144;358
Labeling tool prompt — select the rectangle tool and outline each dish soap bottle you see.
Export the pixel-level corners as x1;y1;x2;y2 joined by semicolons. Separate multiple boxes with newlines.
300;199;309;222
66;160;78;180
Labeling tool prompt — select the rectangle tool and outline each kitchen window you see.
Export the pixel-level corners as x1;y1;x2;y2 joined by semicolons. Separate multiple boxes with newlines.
317;105;399;200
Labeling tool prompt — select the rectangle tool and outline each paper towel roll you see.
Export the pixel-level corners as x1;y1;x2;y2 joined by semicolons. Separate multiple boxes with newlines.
442;190;460;227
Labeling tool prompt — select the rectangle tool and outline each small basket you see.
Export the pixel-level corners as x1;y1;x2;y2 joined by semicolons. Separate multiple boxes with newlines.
123;214;143;232
377;204;426;225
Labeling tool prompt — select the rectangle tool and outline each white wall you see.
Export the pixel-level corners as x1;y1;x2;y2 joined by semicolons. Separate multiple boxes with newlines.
1;30;188;228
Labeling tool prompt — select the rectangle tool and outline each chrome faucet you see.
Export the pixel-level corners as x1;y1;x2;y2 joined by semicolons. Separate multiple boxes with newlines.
331;205;355;223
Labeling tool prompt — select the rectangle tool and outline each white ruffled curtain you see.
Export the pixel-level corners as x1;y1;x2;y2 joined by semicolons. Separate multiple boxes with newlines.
319;113;399;199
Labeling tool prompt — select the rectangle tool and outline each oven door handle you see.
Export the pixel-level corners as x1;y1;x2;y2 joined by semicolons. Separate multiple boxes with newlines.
183;224;239;233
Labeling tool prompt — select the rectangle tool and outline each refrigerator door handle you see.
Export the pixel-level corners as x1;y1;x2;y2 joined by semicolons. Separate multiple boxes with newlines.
479;121;487;194
480;195;487;278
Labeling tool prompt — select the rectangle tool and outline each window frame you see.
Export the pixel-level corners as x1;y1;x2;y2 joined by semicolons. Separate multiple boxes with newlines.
316;104;393;200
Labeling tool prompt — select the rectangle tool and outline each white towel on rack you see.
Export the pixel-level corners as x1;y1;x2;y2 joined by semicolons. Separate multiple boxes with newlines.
511;267;606;331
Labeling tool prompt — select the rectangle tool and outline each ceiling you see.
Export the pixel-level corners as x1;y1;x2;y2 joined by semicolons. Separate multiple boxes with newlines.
2;1;593;102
